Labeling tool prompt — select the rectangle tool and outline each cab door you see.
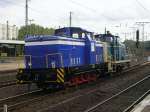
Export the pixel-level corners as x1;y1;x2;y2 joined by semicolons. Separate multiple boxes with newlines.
25;55;32;69
46;53;63;68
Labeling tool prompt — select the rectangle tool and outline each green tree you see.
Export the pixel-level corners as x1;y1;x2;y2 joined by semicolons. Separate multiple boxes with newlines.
18;24;55;40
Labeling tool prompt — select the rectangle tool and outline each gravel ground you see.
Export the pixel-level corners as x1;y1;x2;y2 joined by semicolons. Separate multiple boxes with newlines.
90;76;150;112
0;73;16;82
9;63;150;112
0;84;38;99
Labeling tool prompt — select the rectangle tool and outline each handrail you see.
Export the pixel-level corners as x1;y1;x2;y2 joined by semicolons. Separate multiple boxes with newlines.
24;55;32;69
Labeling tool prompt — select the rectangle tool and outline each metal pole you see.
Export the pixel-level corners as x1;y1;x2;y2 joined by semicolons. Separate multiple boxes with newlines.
25;0;29;37
6;21;9;40
136;22;150;58
69;11;72;27
129;27;138;41
142;24;144;57
104;27;107;34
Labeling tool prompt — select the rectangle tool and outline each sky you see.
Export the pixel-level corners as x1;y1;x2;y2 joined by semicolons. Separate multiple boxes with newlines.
1;0;150;41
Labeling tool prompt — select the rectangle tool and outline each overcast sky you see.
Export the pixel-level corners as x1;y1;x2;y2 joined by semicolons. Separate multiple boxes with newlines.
1;0;150;40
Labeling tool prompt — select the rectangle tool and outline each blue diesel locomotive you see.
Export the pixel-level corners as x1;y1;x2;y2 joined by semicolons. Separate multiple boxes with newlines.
17;27;130;88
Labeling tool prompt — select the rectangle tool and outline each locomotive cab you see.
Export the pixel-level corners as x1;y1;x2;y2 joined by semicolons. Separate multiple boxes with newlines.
17;27;100;88
55;27;93;40
95;32;130;72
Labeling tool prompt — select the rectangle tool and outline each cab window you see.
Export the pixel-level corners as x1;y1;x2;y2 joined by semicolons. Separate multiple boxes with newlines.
72;33;79;38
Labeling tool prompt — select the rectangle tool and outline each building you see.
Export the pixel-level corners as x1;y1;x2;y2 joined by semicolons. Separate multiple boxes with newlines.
0;40;25;56
0;22;24;57
0;22;18;40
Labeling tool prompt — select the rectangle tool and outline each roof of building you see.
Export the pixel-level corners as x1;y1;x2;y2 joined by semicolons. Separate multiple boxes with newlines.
0;40;25;45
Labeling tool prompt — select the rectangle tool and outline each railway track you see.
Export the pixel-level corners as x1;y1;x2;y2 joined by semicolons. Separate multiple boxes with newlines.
37;74;150;112
123;89;150;112
0;63;143;89
0;62;149;112
84;75;150;112
35;63;150;112
123;62;149;73
0;80;17;88
0;89;43;112
0;87;67;112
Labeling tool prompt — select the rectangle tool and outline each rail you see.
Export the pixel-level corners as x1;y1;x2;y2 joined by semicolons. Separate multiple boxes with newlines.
0;89;42;111
84;75;150;112
0;80;17;88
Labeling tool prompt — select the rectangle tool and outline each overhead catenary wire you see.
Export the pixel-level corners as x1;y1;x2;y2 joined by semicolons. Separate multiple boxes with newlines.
64;0;137;34
0;0;131;25
65;0;116;21
0;0;64;26
135;0;150;14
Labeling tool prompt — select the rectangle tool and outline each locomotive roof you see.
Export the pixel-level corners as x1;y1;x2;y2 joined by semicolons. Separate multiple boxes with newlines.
55;27;92;34
25;27;93;42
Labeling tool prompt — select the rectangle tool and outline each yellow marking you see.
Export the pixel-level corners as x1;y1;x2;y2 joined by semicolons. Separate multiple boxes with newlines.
57;69;64;78
103;43;108;63
56;79;60;83
20;80;24;83
56;68;65;83
19;70;23;73
57;74;64;83
18;63;24;69
57;78;63;83
60;68;64;74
